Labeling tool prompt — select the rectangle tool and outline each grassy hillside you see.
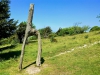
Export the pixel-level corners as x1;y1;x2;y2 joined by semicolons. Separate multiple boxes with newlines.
0;31;100;75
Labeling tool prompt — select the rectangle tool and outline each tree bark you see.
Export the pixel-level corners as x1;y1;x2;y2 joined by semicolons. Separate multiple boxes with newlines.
36;31;42;66
19;3;42;69
19;4;34;70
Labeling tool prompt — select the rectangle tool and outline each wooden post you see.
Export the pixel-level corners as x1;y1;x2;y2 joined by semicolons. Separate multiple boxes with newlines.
19;4;34;70
36;31;42;66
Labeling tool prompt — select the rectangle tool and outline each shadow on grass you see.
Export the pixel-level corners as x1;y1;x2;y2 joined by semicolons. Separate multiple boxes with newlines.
0;50;21;61
23;57;45;69
0;45;16;51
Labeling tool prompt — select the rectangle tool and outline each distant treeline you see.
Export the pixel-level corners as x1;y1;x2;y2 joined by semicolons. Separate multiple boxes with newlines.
0;0;100;45
38;25;100;38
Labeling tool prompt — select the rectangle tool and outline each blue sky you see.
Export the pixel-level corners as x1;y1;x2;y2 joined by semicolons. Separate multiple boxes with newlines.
10;0;100;32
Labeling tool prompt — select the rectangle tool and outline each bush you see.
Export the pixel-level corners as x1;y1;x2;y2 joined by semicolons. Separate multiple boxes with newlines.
28;35;37;41
49;33;57;38
56;28;68;36
50;36;57;42
39;26;52;38
56;25;90;36
84;35;88;39
72;36;76;39
0;35;19;45
9;35;19;45
0;38;9;45
90;26;100;32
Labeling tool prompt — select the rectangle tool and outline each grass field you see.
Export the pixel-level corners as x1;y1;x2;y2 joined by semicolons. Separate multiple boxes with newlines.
0;31;100;75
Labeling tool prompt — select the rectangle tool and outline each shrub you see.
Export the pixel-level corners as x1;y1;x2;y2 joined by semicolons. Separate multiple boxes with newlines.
39;26;52;38
0;38;9;45
50;36;57;42
56;28;66;36
49;33;57;38
72;36;76;39
9;35;19;45
0;35;19;45
28;35;37;41
84;35;88;39
90;26;100;32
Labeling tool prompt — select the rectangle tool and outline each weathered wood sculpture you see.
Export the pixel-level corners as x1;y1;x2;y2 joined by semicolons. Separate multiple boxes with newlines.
19;4;42;70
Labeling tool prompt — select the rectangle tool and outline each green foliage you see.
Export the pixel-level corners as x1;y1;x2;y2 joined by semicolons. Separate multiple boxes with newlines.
48;33;57;38
73;25;82;34
56;28;67;36
72;36;76;39
39;26;52;38
50;36;57;42
49;33;57;42
45;44;100;75
0;0;18;39
84;35;89;39
68;27;75;35
38;28;45;38
0;31;100;74
28;35;37;41
90;26;100;32
0;38;9;45
56;25;90;36
0;35;19;45
82;25;90;32
0;72;9;75
16;21;26;43
9;35;19;45
16;21;35;43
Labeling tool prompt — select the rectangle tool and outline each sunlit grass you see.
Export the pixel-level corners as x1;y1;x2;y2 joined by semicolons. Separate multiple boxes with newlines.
0;31;100;75
37;43;100;75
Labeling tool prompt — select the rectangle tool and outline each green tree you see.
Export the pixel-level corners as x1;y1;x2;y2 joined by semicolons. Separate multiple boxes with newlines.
73;25;82;34
16;22;26;43
56;28;67;36
73;25;90;34
82;25;90;32
56;25;90;36
0;0;18;39
90;26;100;32
16;21;35;43
38;28;45;38
44;26;52;38
39;26;52;38
68;27;75;35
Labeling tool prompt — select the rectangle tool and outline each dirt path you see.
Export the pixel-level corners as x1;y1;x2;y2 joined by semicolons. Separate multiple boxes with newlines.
26;41;100;75
26;65;41;75
46;41;100;59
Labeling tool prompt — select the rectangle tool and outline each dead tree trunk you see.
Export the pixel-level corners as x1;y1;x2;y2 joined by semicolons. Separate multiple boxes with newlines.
30;29;42;66
36;31;42;66
19;4;34;70
19;3;42;70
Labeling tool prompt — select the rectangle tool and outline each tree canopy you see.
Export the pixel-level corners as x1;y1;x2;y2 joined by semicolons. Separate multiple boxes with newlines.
56;25;90;36
38;26;52;38
0;0;18;39
90;26;100;32
16;21;35;43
